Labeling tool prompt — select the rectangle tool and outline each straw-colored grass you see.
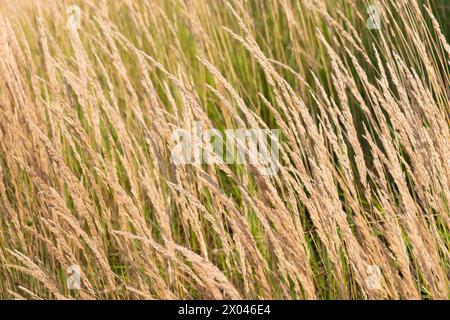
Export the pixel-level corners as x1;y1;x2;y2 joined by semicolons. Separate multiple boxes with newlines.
0;0;448;299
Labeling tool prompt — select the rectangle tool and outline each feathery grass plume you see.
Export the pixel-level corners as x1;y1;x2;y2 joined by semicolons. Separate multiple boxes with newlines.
0;0;448;299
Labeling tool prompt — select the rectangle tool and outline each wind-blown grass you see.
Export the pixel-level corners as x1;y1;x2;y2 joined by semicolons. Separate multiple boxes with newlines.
0;0;448;299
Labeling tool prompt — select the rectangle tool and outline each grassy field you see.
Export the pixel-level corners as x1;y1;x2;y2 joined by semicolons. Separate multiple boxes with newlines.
0;0;449;299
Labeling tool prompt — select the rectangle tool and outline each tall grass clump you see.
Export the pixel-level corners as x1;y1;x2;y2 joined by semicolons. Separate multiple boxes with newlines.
0;0;448;299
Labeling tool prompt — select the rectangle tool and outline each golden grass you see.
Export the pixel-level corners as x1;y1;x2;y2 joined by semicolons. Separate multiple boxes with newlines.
0;0;448;299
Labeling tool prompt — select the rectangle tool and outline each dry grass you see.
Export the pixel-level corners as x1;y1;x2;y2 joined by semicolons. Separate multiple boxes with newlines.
0;0;448;299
